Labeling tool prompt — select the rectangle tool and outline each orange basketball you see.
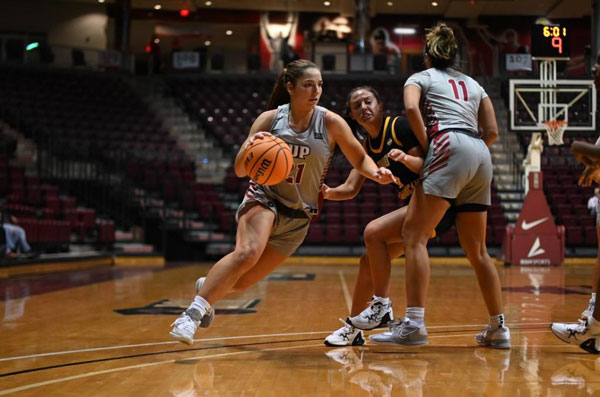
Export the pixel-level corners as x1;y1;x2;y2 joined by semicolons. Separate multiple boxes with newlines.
244;135;294;185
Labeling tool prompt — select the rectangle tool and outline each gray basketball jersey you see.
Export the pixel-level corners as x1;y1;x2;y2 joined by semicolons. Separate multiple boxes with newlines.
405;68;488;139
263;104;331;217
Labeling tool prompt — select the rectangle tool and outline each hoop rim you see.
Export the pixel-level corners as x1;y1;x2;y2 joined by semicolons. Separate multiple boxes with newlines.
543;120;568;130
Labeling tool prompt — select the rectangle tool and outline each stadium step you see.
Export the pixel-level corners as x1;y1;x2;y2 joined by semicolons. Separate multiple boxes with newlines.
500;201;523;211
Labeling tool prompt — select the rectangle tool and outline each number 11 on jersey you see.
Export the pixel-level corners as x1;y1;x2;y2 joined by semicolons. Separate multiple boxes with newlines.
448;79;468;102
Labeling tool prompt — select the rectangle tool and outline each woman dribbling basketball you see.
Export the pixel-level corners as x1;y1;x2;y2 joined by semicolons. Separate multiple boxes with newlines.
170;59;395;344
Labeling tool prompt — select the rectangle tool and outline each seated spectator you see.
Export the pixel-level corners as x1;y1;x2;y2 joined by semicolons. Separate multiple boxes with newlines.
2;211;36;259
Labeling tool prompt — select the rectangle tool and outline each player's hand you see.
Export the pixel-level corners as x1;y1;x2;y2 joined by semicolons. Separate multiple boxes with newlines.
388;149;408;163
374;167;395;184
244;131;273;151
578;166;600;186
321;183;332;200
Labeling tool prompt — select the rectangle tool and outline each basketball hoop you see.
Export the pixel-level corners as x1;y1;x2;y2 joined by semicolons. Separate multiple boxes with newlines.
543;120;568;146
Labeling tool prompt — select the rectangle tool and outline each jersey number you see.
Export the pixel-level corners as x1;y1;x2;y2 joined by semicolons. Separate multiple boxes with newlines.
285;163;306;184
448;79;468;102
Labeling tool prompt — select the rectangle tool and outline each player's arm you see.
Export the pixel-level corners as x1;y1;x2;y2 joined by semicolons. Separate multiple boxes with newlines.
477;97;499;147
570;141;600;186
322;169;366;200
326;112;394;184
404;85;429;152
388;145;425;174
234;110;277;178
571;141;600;167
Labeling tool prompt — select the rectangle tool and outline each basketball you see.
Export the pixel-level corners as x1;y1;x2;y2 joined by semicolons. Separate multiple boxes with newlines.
243;134;294;185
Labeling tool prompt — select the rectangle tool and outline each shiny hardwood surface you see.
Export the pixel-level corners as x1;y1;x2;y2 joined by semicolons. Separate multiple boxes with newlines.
0;259;598;396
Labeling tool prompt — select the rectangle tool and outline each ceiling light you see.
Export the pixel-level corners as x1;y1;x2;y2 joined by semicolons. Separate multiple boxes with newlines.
324;1;331;6
154;4;161;9
394;27;417;35
431;1;439;6
204;41;211;46
387;1;393;5
205;1;212;5
98;0;105;3
225;30;233;36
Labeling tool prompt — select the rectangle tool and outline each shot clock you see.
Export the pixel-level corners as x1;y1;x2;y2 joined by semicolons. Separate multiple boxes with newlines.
531;24;570;59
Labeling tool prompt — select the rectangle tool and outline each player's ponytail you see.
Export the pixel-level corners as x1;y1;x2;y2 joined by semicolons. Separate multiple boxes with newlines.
425;22;458;70
268;59;320;109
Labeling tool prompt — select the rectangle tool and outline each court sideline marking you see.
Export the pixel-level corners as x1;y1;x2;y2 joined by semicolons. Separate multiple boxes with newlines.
0;322;554;363
0;343;324;395
0;329;564;395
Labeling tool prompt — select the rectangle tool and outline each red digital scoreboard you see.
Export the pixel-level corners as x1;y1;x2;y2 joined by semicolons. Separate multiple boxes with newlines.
531;24;570;59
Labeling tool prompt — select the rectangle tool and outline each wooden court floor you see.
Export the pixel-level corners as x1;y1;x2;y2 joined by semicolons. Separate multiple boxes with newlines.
1;258;600;396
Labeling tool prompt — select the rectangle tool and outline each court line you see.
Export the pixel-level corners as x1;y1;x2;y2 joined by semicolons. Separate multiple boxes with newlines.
338;270;352;314
0;328;565;395
0;342;324;395
0;321;553;362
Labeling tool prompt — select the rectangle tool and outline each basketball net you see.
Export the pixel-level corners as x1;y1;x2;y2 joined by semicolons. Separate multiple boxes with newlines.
543;120;567;146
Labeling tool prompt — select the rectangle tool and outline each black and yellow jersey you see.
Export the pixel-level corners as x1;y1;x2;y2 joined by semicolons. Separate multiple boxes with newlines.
363;115;420;198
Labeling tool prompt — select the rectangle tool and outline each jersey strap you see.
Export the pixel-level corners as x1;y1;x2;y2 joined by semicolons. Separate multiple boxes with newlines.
368;116;391;154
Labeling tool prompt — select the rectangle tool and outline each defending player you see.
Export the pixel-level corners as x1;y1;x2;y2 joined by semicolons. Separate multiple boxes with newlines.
323;86;455;346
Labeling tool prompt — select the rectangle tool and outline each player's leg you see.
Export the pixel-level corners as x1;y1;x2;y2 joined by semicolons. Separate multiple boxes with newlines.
369;184;448;346
455;211;510;348
170;202;275;344
325;242;405;346
347;207;406;330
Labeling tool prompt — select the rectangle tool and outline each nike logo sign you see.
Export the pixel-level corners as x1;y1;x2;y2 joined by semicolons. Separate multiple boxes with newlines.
527;237;546;258
521;217;549;231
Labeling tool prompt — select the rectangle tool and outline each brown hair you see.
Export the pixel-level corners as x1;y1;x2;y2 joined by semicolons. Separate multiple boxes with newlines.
268;59;320;109
425;22;458;70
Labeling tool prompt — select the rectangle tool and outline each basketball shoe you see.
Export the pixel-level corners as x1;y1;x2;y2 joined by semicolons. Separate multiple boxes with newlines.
194;277;214;328
324;319;365;346
348;296;394;330
170;310;201;345
551;320;600;353
369;318;428;346
475;324;511;349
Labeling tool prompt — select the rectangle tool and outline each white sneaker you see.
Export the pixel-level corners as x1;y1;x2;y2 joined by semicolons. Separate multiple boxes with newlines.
170;311;201;345
551;320;600;353
348;296;394;330
581;297;596;321
475;325;511;349
369;318;428;346
324;319;365;346
194;277;214;328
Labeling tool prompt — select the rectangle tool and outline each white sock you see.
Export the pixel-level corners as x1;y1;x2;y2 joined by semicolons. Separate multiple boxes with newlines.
374;295;390;305
405;307;425;323
490;313;505;329
186;296;211;322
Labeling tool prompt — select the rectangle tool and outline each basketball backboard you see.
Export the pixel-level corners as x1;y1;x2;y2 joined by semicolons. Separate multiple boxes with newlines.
509;79;596;132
